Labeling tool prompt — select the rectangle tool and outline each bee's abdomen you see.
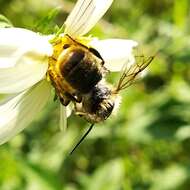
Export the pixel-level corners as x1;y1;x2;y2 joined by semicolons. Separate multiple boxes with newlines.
60;49;102;94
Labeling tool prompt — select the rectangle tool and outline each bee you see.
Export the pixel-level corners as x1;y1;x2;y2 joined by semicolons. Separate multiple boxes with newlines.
47;34;154;154
48;34;108;106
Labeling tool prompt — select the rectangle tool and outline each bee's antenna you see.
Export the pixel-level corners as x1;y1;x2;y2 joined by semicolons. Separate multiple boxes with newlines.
70;123;94;155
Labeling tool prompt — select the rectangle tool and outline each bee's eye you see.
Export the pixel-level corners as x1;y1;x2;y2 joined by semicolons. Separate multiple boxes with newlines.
63;44;70;49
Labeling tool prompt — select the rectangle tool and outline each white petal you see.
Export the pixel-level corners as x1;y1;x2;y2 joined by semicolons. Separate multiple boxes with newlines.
0;28;53;93
0;80;51;145
90;39;138;72
66;103;73;118
59;103;72;132
60;104;67;132
0;28;52;68
64;0;113;36
0;61;48;94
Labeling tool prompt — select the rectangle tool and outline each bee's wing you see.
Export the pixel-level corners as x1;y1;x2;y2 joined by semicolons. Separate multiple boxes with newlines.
59;104;73;132
64;0;113;37
0;80;51;145
115;56;154;92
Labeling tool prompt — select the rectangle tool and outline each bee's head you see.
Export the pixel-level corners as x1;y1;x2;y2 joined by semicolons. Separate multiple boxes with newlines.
80;82;120;122
96;97;115;121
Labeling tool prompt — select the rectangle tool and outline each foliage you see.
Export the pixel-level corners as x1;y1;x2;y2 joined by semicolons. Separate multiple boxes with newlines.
0;14;12;28
1;0;190;189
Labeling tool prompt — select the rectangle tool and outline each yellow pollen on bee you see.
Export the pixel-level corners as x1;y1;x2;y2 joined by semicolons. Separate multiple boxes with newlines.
50;34;94;57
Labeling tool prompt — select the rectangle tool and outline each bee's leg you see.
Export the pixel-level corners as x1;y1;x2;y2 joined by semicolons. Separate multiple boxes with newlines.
59;97;70;106
59;92;82;106
73;102;86;116
75;94;82;102
75;110;96;123
64;92;81;103
75;111;86;117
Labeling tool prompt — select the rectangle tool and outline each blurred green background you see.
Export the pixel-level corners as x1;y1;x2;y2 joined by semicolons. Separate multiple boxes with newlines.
1;0;190;189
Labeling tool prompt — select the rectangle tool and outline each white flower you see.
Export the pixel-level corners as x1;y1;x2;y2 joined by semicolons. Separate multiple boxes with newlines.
0;0;137;144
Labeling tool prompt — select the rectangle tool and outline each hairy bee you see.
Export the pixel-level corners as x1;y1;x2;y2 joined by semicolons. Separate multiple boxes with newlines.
48;35;153;119
47;34;154;153
48;34;107;106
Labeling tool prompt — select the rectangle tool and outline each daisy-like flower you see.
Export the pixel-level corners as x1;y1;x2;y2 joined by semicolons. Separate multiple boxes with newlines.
0;0;137;144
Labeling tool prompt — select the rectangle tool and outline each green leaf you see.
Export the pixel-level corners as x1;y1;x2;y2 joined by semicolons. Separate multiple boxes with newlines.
86;159;125;190
34;8;61;34
175;125;190;141
19;161;62;190
151;164;188;190
173;0;188;30
0;14;13;28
